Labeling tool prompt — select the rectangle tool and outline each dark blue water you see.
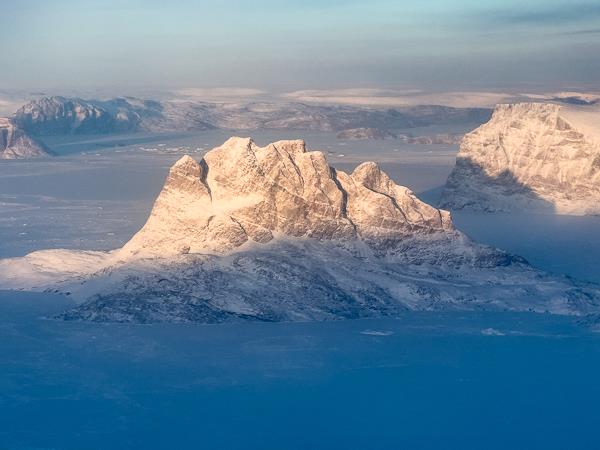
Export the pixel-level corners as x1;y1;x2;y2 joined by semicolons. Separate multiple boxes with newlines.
1;291;599;450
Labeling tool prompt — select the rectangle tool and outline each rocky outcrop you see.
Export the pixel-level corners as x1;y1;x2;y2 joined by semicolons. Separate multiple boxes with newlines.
0;118;52;159
121;137;453;257
440;103;600;215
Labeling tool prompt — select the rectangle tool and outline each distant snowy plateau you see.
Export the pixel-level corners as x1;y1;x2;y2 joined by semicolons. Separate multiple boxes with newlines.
1;137;599;323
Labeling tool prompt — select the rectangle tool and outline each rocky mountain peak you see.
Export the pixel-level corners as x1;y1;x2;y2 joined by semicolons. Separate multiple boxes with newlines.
351;161;388;188
120;137;453;258
172;154;201;173
164;154;209;199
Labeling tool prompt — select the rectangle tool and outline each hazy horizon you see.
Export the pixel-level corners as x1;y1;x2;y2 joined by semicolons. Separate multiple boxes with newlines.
2;0;599;92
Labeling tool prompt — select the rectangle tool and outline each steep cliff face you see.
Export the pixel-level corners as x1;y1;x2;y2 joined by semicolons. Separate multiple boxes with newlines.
120;137;453;257
0;118;51;159
440;103;600;215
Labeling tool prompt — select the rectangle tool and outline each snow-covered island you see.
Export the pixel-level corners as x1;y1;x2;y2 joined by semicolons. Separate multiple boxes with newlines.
1;137;598;323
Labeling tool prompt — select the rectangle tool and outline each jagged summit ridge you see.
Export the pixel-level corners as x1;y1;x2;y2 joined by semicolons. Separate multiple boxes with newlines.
440;102;600;215
121;137;453;257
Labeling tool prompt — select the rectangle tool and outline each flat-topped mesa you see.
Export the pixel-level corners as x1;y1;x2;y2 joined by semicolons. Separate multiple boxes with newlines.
440;102;600;215
120;137;453;258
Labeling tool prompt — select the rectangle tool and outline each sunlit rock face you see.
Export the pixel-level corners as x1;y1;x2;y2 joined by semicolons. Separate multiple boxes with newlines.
121;137;453;257
440;103;600;215
0;118;51;159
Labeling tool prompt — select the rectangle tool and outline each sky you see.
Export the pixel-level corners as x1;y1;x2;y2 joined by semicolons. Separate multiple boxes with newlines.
1;0;599;93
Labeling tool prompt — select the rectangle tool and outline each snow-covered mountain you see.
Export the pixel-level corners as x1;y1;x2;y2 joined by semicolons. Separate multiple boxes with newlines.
440;103;600;215
1;137;598;322
13;96;491;135
119;137;453;258
0;118;52;159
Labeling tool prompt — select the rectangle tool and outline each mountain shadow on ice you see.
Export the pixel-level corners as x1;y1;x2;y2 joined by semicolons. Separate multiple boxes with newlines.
440;157;556;213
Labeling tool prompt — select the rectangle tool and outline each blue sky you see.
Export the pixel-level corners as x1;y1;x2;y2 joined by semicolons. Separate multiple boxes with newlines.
1;0;599;91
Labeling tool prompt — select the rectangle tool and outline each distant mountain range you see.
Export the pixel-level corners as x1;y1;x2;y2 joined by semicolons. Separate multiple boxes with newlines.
11;96;491;136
